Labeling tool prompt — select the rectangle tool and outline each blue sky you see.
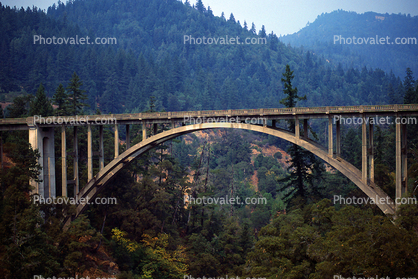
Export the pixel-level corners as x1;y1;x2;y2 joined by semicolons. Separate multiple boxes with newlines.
2;0;418;35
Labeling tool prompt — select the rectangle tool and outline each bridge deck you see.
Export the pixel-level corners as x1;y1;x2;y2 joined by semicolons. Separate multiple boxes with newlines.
0;104;417;130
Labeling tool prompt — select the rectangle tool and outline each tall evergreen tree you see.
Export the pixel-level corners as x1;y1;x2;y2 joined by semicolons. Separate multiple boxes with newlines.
403;68;417;104
278;65;323;205
280;65;306;108
30;83;54;116
250;23;256;34
195;0;205;13
228;13;236;23
259;25;266;38
66;72;88;115
52;83;69;116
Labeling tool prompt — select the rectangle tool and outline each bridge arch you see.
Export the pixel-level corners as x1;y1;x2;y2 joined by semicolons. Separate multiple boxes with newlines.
64;122;395;229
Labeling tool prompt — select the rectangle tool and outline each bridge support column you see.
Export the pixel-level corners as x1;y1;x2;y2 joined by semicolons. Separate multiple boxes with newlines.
271;119;276;128
396;119;408;207
73;126;79;194
336;119;341;157
362;116;367;183
303;119;308;138
126;125;130;149
295;116;299;139
328;116;333;157
142;122;147;140
99;125;104;170
114;124;119;158
402;124;408;194
368;123;374;183
29;127;56;198
87;124;93;181
153;123;157;135
61;126;67;197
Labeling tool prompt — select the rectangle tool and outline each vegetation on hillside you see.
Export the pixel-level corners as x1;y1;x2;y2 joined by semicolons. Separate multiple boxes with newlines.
1;0;418;278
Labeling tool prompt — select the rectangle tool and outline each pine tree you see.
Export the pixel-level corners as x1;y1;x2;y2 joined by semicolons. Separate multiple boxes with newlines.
52;83;69;116
195;0;205;13
387;83;396;104
66;72;88;115
250;22;256;34
228;13;236;23
30;83;54;116
259;25;266;38
278;65;322;205
280;65;306;108
207;6;213;16
403;68;417;104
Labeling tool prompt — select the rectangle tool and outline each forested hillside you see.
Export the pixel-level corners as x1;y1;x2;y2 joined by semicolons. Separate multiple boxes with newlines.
1;1;418;278
281;10;418;78
0;1;409;116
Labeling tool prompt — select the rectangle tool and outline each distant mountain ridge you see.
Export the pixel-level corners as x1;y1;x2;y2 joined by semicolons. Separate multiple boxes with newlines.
280;10;418;77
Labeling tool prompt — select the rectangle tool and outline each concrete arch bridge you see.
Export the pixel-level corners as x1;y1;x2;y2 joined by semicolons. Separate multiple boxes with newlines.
1;104;417;229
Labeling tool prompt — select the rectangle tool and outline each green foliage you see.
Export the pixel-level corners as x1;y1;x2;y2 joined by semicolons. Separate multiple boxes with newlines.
246;200;418;278
111;228;188;279
1;2;417;279
60;215;101;276
30;83;54;116
66;72;88;115
0;137;59;278
7;95;33;118
279;65;324;205
280;64;306;108
52;84;69;116
0;2;405;115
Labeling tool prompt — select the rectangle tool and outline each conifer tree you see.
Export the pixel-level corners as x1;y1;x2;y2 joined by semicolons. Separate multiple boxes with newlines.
30;83;54;116
403;68;417;104
228;13;236;23
259;25;266;38
195;0;205;13
250;22;256;34
243;20;248;30
66;72;88;115
278;65;323;205
52;83;69;116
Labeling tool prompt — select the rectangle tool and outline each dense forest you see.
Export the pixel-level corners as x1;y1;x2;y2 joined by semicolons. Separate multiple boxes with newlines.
0;0;410;115
281;10;418;78
1;0;418;278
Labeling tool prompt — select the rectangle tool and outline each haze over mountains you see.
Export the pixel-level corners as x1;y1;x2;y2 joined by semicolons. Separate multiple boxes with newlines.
281;10;418;78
